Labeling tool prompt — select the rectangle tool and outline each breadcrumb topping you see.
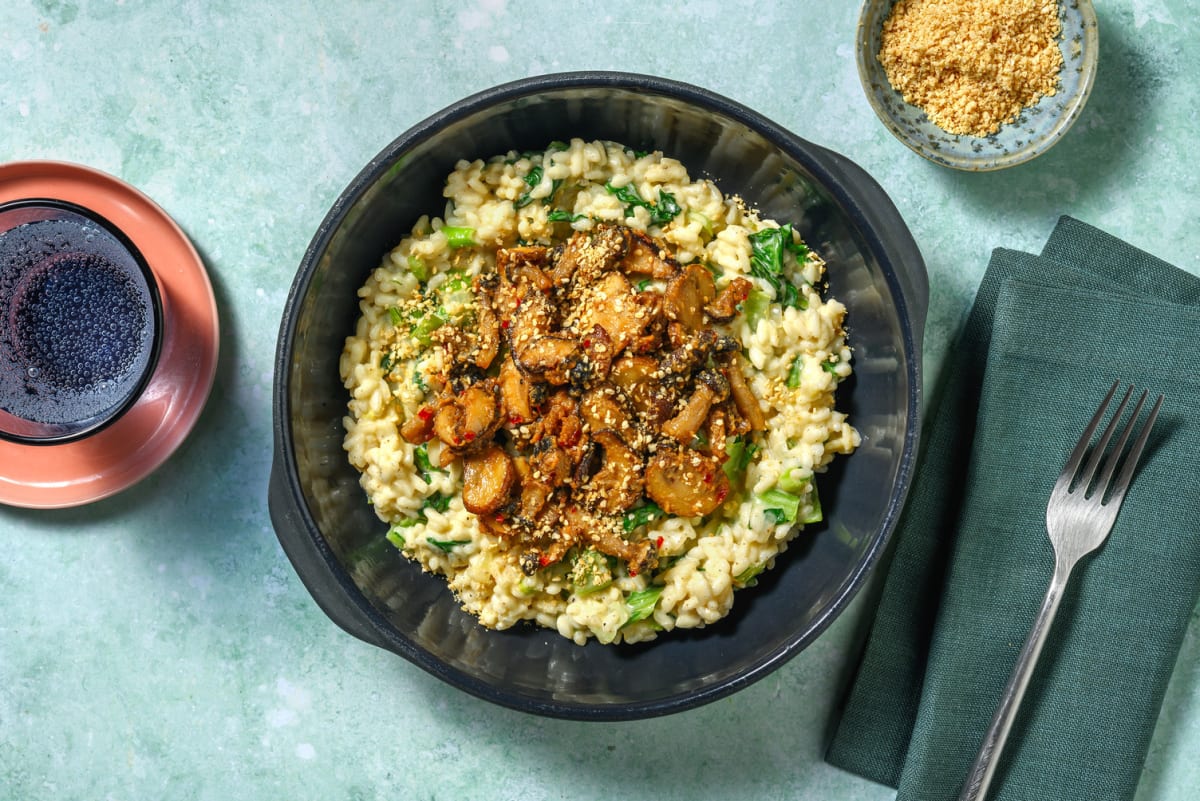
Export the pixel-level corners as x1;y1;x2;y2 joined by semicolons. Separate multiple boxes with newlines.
878;0;1064;137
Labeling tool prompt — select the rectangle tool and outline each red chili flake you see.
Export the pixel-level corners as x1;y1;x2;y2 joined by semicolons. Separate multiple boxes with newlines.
417;407;433;421
501;319;510;329
508;415;524;426
463;431;476;441
494;513;506;522
716;485;730;503
703;471;713;484
538;554;551;567
656;536;664;548
582;338;591;348
629;569;639;578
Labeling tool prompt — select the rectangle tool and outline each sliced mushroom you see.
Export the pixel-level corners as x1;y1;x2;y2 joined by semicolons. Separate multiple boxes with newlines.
645;446;731;517
496;245;550;285
512;454;553;521
663;262;716;329
536;390;585;455
580;384;633;435
529;439;572;488
549;224;630;289
705;277;754;322
471;282;500;370
498;354;536;426
723;354;766;431
506;287;556;356
610;354;675;424
462;444;517;515
575;270;645;358
628;291;666;354
579;324;615;384
704;405;731;457
433;381;501;456
515;335;580;386
578;430;644;515
621;230;679;280
661;383;717;444
399;404;436;444
563;504;657;576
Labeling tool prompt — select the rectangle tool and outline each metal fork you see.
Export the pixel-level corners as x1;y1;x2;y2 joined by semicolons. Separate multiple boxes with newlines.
957;381;1163;801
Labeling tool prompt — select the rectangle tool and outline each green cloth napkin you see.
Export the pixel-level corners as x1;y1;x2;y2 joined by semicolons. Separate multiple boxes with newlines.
826;216;1200;801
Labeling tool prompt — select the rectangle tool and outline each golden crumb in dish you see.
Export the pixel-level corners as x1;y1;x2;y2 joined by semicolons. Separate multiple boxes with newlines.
878;0;1064;137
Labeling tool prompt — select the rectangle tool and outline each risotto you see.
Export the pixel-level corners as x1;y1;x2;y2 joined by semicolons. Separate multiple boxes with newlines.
340;139;859;645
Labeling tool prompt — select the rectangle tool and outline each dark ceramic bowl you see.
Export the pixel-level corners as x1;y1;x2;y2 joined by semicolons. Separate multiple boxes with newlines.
270;72;927;720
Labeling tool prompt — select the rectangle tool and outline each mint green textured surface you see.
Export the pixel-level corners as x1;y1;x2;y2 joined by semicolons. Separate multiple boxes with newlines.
1;3;1198;800
826;217;1200;801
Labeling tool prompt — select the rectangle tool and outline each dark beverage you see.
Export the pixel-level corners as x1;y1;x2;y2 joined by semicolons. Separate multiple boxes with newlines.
0;200;161;443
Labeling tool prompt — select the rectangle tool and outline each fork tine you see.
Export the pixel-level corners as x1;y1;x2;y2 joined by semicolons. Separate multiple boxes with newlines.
1059;380;1120;488
1094;389;1147;496
1073;382;1134;492
1104;392;1163;506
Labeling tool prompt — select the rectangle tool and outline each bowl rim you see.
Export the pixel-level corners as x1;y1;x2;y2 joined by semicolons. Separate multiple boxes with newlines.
272;70;925;720
855;0;1100;171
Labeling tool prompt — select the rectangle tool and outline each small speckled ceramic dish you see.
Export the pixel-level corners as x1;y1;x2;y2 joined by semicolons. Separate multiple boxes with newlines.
856;0;1099;171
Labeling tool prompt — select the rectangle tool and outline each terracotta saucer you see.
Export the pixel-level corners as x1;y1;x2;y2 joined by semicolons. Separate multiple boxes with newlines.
0;161;219;509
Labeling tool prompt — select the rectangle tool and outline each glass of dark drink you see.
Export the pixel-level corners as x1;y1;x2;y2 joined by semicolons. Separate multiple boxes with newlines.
0;199;162;444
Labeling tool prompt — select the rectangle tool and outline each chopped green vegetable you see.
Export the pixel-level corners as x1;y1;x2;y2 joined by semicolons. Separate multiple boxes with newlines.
634;278;653;292
624;585;664;624
414;443;444;483
571;548;614;596
441;226;476;248
800;485;823;525
427;537;471;554
407;256;430;283
441;269;468;289
741;288;771;329
748;224;808;310
777;468;810;495
734;564;765;587
547;208;585;223
763;508;789;525
514;165;543;209
786;355;804;389
821;358;841;377
687;209;713;236
386;517;424;549
422;492;452;514
385;527;406;549
379;352;393;372
413;368;429;394
604;183;682;226
650;190;681;226
722;436;759;484
759;488;801;523
622;501;665;533
410;310;447;346
387;307;404;326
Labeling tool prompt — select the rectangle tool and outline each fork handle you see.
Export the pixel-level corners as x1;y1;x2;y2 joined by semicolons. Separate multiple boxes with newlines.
957;559;1073;801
